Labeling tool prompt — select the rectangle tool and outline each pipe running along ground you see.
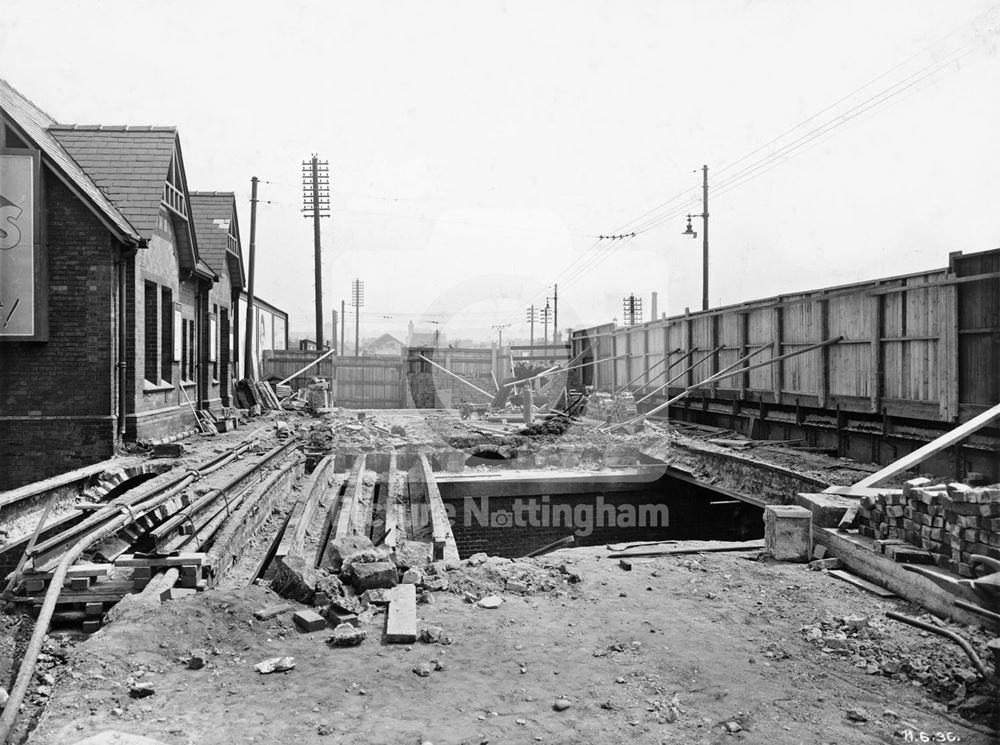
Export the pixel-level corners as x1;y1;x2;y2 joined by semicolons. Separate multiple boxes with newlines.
884;610;990;679
0;434;271;744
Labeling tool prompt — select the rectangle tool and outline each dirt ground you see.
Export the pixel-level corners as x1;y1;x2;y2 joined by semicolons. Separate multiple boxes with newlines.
20;545;1000;745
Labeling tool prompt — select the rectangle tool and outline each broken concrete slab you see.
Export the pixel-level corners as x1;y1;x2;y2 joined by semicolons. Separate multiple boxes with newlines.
392;540;434;571
328;623;366;647
794;492;856;528
269;552;321;603
385;584;417;643
320;534;377;573
348;561;399;591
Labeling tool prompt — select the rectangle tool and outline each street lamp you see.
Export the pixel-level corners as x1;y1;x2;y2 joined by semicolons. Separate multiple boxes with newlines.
682;164;709;311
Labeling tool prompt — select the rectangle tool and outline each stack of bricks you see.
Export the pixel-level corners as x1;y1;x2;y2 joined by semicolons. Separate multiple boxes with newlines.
856;477;1000;577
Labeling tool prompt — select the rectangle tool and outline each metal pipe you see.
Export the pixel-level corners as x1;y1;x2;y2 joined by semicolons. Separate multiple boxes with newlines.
884;610;989;678
117;250;130;437
0;431;271;743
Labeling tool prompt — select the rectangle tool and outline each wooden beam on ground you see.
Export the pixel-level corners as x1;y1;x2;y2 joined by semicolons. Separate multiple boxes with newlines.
275;454;340;561
385;583;417;643
813;527;991;626
418;455;459;562
205;455;304;581
333;455;368;540
384;452;400;550
850;402;1000;489
608;539;764;559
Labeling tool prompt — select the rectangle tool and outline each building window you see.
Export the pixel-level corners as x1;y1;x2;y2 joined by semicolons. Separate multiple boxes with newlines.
160;288;173;383
187;318;196;382
144;282;158;384
221;308;230;401
210;304;219;382
181;318;192;384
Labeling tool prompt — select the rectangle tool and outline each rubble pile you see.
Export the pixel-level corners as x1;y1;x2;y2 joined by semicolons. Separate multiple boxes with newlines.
300;411;412;454
431;552;581;599
856;480;1000;576
799;613;998;721
269;542;582;649
582;391;637;423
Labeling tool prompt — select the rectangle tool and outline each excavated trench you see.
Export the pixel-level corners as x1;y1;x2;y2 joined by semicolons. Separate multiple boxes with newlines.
435;467;763;558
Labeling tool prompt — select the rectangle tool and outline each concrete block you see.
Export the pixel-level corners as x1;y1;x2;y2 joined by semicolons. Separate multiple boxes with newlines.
69;577;90;591
764;505;812;562
293;609;326;632
794;492;855;528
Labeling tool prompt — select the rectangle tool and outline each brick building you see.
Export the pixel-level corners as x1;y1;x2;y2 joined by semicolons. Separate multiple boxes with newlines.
0;79;257;489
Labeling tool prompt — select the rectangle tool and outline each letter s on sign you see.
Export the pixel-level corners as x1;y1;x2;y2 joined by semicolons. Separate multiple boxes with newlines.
0;204;23;250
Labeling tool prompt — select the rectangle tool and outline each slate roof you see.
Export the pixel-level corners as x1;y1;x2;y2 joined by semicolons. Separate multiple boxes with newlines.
189;192;235;278
49;125;177;241
0;78;140;243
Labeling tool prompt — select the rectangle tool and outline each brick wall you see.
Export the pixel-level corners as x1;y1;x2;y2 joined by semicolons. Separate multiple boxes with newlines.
443;480;762;558
0;173;118;489
126;208;202;441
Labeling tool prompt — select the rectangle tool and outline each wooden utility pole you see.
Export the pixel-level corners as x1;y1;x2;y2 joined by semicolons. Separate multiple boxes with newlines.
352;279;364;356
552;283;558;345
242;176;258;379
331;308;338;355
302;155;330;348
526;305;537;347
340;299;346;356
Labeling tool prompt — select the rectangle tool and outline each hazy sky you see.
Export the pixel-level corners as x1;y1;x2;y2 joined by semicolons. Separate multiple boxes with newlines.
2;1;998;343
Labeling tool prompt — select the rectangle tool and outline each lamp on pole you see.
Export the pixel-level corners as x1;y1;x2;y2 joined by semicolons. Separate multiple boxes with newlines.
682;164;709;311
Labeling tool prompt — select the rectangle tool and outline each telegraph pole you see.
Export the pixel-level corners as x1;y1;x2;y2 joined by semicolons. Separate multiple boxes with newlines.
552;283;558;345
352;279;364;356
542;299;551;346
525;305;538;347
340;299;345;357
622;293;643;326
242;176;258;379
492;323;511;349
302;155;330;348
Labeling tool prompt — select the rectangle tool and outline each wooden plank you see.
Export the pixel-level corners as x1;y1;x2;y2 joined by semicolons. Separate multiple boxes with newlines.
115;553;206;567
419;455;458;562
827;569;896;598
385;583;417;643
852;401;1000;488
20;563;111;581
608;539;764;558
813;528;994;626
332;455;367;540
383;452;400;550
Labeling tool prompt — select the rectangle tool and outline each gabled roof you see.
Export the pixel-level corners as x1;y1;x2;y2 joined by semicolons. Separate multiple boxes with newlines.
49;125;212;280
371;333;404;347
189;191;245;289
0;78;140;244
48;125;177;241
